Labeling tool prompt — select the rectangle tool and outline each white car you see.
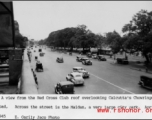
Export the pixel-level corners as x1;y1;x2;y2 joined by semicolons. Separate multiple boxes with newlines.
66;72;84;85
73;67;90;78
92;54;98;59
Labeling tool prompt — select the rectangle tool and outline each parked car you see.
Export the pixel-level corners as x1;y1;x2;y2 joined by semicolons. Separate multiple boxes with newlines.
73;67;90;78
35;61;43;72
76;56;83;62
56;57;64;63
117;58;129;64
97;55;107;61
69;52;72;55
87;52;92;58
92;54;98;59
138;76;152;89
54;81;74;94
82;59;92;65
66;72;84;85
39;49;42;52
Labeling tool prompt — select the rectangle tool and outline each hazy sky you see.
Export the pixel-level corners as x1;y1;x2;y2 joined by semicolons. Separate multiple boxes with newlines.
13;1;152;40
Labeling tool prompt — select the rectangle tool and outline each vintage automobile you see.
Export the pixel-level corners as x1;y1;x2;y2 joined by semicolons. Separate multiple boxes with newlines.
73;67;90;78
35;61;43;72
56;57;64;63
39;52;45;56
66;72;84;85
35;56;38;60
92;54;98;59
82;58;92;65
54;81;74;94
86;52;92;58
138;76;152;89
69;52;72;56
76;56;83;62
117;58;129;64
97;55;107;61
39;49;42;52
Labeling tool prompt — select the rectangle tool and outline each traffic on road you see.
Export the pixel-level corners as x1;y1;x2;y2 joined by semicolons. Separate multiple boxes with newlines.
28;46;152;94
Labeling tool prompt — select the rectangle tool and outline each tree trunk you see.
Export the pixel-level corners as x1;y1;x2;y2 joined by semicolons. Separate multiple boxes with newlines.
144;53;150;63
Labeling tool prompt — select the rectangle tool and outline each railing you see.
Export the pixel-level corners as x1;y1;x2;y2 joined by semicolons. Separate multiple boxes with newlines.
19;49;38;94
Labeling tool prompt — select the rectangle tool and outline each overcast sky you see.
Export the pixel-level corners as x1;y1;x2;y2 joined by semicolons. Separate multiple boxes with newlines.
13;1;152;40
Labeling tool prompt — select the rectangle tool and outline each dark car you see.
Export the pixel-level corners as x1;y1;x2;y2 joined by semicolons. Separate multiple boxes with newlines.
35;61;43;72
40;52;45;57
82;58;92;65
97;55;107;61
139;76;152;89
117;58;129;64
56;57;64;63
69;52;72;55
54;81;74;94
76;56;83;62
39;49;42;52
87;52;92;58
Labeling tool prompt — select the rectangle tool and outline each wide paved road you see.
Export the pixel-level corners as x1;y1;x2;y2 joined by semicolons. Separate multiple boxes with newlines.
30;47;152;94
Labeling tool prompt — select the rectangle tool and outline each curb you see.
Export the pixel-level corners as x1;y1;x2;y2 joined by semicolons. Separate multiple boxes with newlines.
130;67;152;74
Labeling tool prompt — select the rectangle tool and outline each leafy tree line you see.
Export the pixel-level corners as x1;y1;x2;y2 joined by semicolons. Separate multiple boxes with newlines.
39;9;152;63
39;25;105;52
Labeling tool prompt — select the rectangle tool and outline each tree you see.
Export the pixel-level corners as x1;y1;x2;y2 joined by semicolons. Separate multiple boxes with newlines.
105;31;122;54
122;9;152;63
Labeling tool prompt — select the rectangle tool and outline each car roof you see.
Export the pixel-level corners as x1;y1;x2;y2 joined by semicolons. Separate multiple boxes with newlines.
59;81;74;86
73;67;83;69
71;72;82;76
82;58;88;59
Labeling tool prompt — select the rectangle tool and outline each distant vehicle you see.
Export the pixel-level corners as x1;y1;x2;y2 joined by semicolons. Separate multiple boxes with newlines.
54;81;74;94
117;58;128;64
66;72;84;85
92;54;98;59
69;52;72;55
39;49;42;52
56;57;64;63
40;52;45;56
138;76;152;89
82;59;92;65
35;61;43;72
35;56;38;60
98;55;107;61
73;67;90;78
76;56;83;62
86;52;92;58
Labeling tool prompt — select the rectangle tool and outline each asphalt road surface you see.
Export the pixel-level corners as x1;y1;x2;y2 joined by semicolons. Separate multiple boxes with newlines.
30;47;152;94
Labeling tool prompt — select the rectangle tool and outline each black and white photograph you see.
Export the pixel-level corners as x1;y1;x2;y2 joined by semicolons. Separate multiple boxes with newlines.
0;1;152;119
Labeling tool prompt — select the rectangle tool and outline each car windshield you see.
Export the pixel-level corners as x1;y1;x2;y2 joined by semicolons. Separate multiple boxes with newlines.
75;75;81;77
78;68;84;70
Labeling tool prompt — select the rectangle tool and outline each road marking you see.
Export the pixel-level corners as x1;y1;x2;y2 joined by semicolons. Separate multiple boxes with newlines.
90;73;135;94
